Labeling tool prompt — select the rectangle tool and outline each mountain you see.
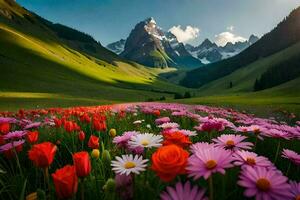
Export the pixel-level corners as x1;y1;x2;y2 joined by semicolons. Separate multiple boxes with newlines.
181;6;300;88
185;35;259;64
120;17;202;69
0;0;186;110
106;39;126;54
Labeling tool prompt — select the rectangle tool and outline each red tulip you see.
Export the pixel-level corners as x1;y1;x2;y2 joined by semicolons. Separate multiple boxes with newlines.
80;113;91;123
28;142;57;168
92;119;106;131
73;151;91;177
52;165;78;199
88;135;99;149
78;131;85;141
27;131;39;144
0;122;10;134
54;118;62;128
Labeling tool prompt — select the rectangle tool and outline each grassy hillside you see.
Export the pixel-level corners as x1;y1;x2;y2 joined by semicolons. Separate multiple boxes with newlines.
196;41;300;95
181;6;300;88
0;0;187;111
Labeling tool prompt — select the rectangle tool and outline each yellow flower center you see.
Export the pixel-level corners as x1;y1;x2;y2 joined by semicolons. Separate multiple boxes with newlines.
296;195;300;200
206;160;217;169
124;161;136;169
141;139;149;146
256;178;271;191
253;128;260;134
226;140;235;147
246;157;256;165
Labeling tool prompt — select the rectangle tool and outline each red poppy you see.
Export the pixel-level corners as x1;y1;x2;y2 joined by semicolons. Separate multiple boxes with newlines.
52;165;78;199
0;122;10;134
27;131;39;144
28;142;57;168
73;151;91;177
163;131;192;148
78;131;85;142
88;135;99;149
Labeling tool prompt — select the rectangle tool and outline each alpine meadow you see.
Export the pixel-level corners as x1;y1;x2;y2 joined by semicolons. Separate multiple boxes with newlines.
0;0;300;200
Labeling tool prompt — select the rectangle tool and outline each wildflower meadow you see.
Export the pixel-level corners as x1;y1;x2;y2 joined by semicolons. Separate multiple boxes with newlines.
0;103;299;200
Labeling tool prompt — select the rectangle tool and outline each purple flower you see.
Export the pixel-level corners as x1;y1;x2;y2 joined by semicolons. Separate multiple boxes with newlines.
290;181;300;200
0;117;17;124
282;149;300;166
187;146;234;180
3;131;27;140
24;122;41;130
160;181;208;200
190;142;215;154
213;134;253;152
155;117;171;125
115;174;133;200
238;166;293;200
0;140;25;152
233;150;275;169
113;131;140;148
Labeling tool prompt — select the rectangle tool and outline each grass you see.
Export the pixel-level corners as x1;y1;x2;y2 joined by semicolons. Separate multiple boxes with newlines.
0;1;190;111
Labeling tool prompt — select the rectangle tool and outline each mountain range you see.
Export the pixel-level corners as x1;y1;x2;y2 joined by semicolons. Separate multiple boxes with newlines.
106;18;259;66
185;35;259;64
180;6;300;93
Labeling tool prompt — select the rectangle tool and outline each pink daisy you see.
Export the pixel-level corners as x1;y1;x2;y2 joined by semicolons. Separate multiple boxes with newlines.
160;181;208;200
186;147;234;180
233;150;275;169
238;166;292;200
213;134;253;151
113;131;140;148
190;142;215;154
290;181;300;200
282;149;300;166
155;117;171;125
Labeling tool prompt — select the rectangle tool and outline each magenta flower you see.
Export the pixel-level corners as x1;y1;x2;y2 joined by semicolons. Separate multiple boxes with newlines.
155;117;171;125
282;149;300;166
213;134;253;151
160;181;208;200
113;131;140;148
238;166;292;200
186;146;234;180
24;122;41;130
158;122;180;130
290;181;300;200
233;150;275;169
115;174;133;200
0;117;17;124
3;131;27;140
0;140;25;152
190;142;215;154
263;129;292;140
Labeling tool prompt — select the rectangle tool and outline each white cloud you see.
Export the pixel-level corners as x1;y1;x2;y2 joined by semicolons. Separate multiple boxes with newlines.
215;32;246;47
227;26;234;31
169;25;200;43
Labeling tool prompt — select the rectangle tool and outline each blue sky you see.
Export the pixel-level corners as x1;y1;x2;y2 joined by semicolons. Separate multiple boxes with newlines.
17;0;300;46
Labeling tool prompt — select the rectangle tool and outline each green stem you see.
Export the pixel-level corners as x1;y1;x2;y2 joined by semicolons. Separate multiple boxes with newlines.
209;176;214;200
44;167;50;193
81;178;85;200
253;135;258;151
12;142;23;177
286;162;291;176
273;140;281;164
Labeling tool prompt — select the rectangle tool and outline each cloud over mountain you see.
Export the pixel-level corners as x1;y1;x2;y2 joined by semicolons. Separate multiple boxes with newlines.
215;31;246;46
169;25;200;43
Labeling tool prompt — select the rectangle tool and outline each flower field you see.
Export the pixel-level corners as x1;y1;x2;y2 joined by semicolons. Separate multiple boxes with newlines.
0;103;300;200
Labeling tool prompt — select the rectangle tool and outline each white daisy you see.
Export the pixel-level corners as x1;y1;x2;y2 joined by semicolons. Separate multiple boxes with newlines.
128;133;162;149
111;154;148;175
158;122;180;130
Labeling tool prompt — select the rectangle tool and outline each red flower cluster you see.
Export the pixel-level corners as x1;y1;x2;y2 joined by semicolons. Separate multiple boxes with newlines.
64;121;80;133
163;131;192;148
